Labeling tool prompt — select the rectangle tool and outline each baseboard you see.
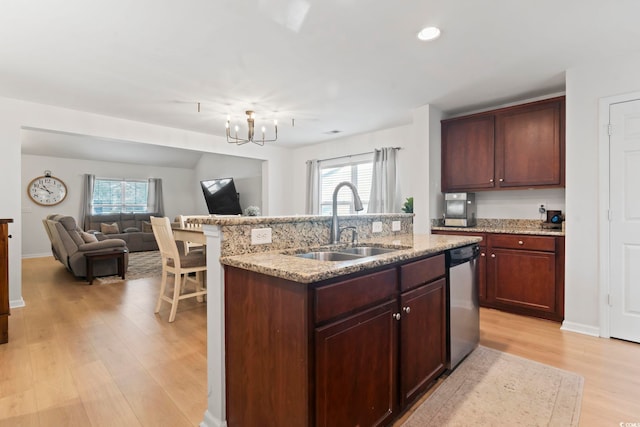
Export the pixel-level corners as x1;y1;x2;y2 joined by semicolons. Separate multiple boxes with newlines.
560;320;600;337
10;298;25;309
22;253;53;259
200;411;227;427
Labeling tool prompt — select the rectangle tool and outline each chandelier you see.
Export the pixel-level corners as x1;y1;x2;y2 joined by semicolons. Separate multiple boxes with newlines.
226;110;278;146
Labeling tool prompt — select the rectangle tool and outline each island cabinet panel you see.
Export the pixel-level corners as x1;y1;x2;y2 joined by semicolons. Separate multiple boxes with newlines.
399;254;445;292
441;96;565;192
399;278;446;407
315;269;396;324
315;300;398;427
224;254;449;427
441;115;496;191
225;266;312;427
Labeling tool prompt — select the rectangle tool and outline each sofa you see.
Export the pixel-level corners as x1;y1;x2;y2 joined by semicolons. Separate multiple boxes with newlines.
84;213;159;252
43;214;129;278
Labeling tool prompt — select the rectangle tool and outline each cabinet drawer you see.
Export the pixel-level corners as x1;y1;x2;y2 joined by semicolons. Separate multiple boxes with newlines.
489;234;556;252
315;269;397;324
399;254;445;292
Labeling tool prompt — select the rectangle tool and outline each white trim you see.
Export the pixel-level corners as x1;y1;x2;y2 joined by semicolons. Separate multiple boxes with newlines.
561;320;601;337
200;411;227;427
21;253;53;259
202;224;227;427
10;298;25;309
597;90;640;339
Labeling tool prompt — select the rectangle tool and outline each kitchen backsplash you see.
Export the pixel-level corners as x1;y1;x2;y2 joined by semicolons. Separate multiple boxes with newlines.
188;214;414;256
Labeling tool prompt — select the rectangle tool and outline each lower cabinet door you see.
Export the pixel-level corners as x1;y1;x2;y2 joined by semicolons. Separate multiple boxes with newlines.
399;278;447;407
488;248;556;313
315;300;398;427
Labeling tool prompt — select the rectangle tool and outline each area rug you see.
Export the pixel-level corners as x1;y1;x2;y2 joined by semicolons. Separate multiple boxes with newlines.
96;250;162;284
402;346;583;427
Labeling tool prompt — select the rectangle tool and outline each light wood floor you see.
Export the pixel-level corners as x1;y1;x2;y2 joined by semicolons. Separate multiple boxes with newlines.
3;257;640;426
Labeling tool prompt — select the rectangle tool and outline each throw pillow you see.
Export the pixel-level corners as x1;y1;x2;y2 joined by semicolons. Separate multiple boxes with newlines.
142;221;153;233
124;227;140;233
101;222;120;234
81;231;98;243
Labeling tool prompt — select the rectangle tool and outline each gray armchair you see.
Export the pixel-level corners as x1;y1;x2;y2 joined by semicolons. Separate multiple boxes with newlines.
43;214;129;278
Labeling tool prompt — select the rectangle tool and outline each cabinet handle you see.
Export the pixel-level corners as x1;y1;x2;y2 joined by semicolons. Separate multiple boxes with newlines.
491;254;496;258
518;240;524;245
402;306;411;314
480;252;486;257
393;313;401;321
489;178;494;183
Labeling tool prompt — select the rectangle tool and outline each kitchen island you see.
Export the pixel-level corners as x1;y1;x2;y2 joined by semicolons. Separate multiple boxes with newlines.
193;214;480;427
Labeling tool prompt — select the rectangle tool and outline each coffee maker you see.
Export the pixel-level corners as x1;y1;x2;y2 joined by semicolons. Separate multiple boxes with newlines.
542;210;564;229
443;193;477;227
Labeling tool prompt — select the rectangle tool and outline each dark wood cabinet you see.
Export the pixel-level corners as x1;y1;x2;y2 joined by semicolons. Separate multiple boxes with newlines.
315;300;397;427
496;99;564;188
486;234;564;320
441;115;495;191
399;278;446;407
1;219;12;345
224;253;447;427
432;230;564;321
441;96;565;192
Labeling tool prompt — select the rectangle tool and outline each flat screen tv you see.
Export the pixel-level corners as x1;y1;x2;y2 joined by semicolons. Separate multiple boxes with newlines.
200;178;242;215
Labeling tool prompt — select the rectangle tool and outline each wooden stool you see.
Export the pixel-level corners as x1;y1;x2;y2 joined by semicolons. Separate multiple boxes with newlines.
85;249;127;285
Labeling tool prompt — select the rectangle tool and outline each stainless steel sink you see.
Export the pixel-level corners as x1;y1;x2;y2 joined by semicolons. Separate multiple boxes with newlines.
337;246;399;256
295;251;364;261
294;245;401;261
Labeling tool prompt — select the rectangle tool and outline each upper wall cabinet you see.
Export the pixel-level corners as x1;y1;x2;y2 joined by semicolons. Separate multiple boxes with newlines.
441;96;565;192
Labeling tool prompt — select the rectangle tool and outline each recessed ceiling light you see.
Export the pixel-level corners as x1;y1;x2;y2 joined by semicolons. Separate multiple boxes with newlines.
417;26;441;41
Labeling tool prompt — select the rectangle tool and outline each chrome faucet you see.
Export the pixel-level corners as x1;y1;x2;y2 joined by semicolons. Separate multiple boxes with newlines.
330;182;364;244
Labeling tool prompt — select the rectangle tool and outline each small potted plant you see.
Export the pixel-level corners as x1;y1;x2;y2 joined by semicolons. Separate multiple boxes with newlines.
402;197;413;214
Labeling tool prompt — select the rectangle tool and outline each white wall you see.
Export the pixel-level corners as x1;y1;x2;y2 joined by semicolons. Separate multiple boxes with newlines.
194;153;263;215
22;154;198;257
474;189;566;219
291;105;439;234
564;51;640;333
1;96;294;308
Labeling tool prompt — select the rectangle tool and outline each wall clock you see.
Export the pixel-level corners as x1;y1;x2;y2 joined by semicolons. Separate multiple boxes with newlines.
27;171;68;206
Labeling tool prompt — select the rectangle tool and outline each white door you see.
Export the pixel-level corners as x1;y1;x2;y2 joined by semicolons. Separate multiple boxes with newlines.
610;99;640;343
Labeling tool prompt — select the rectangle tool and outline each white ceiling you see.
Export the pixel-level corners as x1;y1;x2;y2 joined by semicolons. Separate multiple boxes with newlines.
6;0;640;160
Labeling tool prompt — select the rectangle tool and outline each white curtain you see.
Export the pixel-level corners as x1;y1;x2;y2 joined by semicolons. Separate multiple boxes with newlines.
305;159;320;214
368;147;401;213
148;178;165;216
80;174;95;229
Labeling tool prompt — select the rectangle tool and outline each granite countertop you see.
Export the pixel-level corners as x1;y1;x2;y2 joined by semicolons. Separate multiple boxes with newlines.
431;218;564;237
220;233;482;284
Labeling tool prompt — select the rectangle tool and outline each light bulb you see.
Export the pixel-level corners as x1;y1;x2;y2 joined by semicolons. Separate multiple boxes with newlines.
417;26;441;41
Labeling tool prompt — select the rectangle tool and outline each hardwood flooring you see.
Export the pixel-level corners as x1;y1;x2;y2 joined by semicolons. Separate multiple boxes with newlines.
2;256;640;426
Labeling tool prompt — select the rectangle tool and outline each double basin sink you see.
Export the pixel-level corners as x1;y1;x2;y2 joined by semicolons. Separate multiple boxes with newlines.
295;246;400;261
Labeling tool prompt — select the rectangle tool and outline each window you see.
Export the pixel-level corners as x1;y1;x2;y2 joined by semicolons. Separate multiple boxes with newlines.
319;154;373;215
92;178;149;214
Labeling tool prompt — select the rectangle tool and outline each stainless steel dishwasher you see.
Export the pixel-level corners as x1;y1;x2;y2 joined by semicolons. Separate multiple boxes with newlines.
446;243;480;370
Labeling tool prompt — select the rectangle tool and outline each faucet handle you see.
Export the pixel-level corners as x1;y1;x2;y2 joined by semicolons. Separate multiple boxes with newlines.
339;226;358;245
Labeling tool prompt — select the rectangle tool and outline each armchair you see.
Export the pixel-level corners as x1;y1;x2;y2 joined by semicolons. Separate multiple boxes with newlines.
43;214;129;278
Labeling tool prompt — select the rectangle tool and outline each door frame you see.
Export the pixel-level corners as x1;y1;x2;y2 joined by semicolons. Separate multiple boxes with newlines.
598;90;640;338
